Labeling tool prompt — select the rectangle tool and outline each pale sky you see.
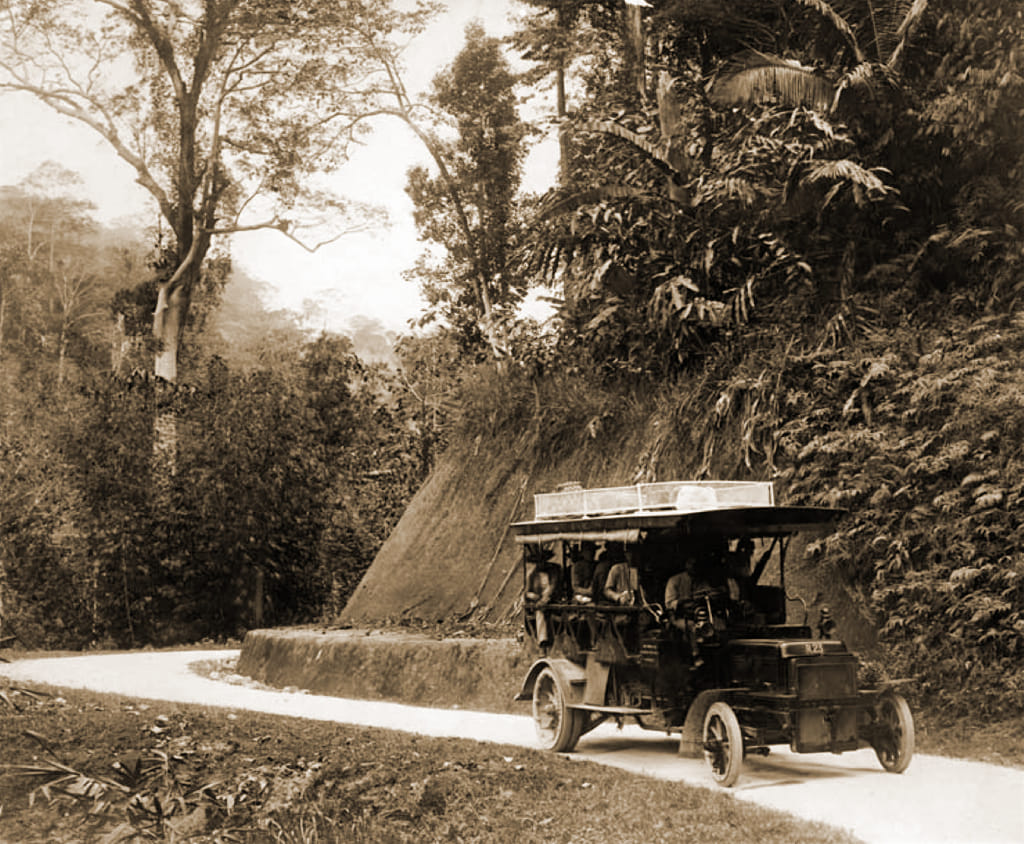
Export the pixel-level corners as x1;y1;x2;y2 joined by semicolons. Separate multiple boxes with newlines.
0;0;557;336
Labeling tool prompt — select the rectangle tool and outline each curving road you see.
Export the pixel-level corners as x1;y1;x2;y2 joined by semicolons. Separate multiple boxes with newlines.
1;650;1022;844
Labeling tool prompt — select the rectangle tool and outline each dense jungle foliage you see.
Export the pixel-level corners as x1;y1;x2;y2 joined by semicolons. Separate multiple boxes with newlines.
2;0;1022;718
487;0;1024;718
446;309;1024;720
0;174;438;647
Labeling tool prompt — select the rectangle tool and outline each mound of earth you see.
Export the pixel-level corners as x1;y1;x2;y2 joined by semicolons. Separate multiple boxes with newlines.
339;410;875;649
339;420;692;630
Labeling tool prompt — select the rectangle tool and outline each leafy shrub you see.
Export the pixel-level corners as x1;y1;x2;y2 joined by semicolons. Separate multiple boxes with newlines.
2;335;422;649
772;313;1024;717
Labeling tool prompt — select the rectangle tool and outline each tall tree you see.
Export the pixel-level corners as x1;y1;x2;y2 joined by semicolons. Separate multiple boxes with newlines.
0;165;141;383
404;21;530;352
513;0;658;182
512;0;592;183
0;0;427;382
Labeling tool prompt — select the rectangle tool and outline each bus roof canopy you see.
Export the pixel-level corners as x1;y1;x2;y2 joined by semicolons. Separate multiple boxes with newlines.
512;480;843;543
512;506;843;543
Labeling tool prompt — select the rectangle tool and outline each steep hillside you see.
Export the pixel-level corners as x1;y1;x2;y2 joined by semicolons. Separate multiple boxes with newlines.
342;311;1024;717
342;401;686;629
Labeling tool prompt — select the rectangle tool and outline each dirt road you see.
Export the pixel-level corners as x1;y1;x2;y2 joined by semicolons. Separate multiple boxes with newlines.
2;650;1021;844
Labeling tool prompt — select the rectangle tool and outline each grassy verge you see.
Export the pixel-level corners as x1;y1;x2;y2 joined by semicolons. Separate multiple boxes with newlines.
914;711;1024;768
0;685;861;844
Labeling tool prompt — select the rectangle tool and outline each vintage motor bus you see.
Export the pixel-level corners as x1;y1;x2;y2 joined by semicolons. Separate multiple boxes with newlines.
512;481;914;787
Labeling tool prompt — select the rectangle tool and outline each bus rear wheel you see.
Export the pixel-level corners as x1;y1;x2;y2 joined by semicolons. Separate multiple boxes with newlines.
532;667;583;752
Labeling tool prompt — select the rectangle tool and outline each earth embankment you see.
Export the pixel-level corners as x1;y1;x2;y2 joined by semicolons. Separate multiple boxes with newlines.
237;627;532;713
337;433;665;629
338;406;757;632
338;390;877;649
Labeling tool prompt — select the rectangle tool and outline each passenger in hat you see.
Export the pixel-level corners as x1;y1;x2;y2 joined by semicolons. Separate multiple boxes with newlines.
591;543;620;604
525;545;559;647
570;542;597;604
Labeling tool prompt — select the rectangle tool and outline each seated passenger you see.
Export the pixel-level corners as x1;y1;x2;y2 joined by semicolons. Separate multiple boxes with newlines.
604;547;644;606
591;543;619;604
665;556;702;625
569;542;597;604
525;547;559;647
728;538;754;580
665;556;709;665
723;538;754;612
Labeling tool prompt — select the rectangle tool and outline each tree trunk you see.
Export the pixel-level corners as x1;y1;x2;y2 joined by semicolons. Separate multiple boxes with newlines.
0;545;6;638
624;4;647;102
90;553;101;643
153;279;190;382
252;568;265;628
556;53;570;185
58;322;68;388
396;113;506;360
0;292;6;359
151;264;196;480
657;72;691;203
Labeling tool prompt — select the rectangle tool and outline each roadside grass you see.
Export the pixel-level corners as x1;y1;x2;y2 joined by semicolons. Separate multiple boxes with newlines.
0;686;861;844
914;711;1024;768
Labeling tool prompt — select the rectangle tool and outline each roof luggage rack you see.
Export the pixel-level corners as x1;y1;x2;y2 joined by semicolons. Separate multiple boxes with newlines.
533;481;775;521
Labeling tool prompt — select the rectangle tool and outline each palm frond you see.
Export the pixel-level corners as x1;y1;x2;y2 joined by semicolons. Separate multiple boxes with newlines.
537;185;657;221
832;62;881;108
840;61;877;89
711;57;835;113
793;0;864;61
580;120;683;175
3;758;129;804
894;0;928;41
887;0;928;68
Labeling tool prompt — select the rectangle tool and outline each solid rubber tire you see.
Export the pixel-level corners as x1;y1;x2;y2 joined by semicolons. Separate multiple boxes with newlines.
873;693;915;773
532;667;583;752
703;701;743;787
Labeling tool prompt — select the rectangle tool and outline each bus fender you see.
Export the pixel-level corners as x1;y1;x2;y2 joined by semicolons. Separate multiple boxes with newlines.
514;658;587;704
679;690;732;757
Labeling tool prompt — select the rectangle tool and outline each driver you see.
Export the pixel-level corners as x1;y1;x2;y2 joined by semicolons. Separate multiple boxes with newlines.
665;556;716;666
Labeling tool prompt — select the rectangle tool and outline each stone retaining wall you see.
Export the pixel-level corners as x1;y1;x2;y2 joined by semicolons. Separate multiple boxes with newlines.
237;628;534;714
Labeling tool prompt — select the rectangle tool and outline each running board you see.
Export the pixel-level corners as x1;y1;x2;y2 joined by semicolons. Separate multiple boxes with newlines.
569;703;651;715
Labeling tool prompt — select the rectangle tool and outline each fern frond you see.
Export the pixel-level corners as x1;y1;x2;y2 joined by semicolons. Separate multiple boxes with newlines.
833;62;882;109
804;159;893;195
841;62;876;90
693;173;781;210
694;176;766;207
711;58;835;112
855;0;929;67
894;0;928;42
